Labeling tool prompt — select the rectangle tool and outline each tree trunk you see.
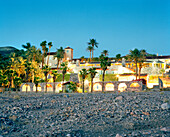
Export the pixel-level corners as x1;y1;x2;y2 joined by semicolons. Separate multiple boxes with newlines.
139;66;142;79
26;86;28;93
42;54;44;68
92;51;93;60
57;59;60;70
53;77;56;93
90;51;91;62
102;70;105;92
36;85;38;93
45;75;47;93
47;48;50;66
91;78;93;93
135;61;138;80
82;79;84;93
62;74;65;93
32;71;34;83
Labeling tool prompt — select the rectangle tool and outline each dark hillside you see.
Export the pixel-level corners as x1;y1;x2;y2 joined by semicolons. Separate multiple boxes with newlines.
0;46;19;56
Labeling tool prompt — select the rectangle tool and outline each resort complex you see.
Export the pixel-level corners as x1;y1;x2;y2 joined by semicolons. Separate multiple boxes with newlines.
0;40;169;93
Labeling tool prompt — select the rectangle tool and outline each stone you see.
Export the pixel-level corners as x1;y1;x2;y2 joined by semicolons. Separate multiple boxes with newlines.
115;134;122;137
161;103;170;110
115;96;123;101
160;127;170;132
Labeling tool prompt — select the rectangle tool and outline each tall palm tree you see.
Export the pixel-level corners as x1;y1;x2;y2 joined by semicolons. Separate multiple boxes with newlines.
88;39;98;59
87;46;94;62
34;76;40;93
22;43;31;50
138;49;147;79
51;70;58;93
88;68;97;93
40;41;47;68
43;65;51;93
60;62;68;93
79;68;88;93
100;54;111;92
54;47;65;69
128;48;141;80
102;50;108;56
47;42;53;66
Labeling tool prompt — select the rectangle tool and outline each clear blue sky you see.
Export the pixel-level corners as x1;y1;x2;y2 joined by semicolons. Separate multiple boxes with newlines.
0;0;169;58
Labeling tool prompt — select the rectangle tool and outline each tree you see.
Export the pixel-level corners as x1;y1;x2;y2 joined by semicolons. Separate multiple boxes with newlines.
14;77;22;92
115;54;122;62
160;69;165;76
54;47;65;69
128;48;141;80
60;62;69;93
79;68;88;93
88;39;98;59
68;82;78;93
0;70;8;92
138;49;147;79
47;42;53;66
87;46;94;62
100;54;111;92
88;68;97;93
34;76;41;93
43;65;51;93
40;41;48;68
80;56;85;62
51;70;59;93
102;50;108;56
22;42;31;50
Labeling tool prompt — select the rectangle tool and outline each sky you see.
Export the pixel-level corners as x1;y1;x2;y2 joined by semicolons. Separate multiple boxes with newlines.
0;0;169;58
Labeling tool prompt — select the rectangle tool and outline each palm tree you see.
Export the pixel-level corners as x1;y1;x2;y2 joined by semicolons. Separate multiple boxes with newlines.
22;43;31;50
115;54;122;62
87;46;94;62
128;48;141;80
43;65;51;93
100;54;111;92
79;68;88;93
40;41;47;68
47;42;53;66
88;68;97;93
80;56;85;62
88;39;98;59
51;70;58;93
34;76;40;93
102;50;108;56
54;47;65;69
160;69;165;76
60;62;68;93
138;49;147;79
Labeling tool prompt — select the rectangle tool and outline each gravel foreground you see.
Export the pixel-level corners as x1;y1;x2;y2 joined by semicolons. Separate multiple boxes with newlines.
0;91;170;137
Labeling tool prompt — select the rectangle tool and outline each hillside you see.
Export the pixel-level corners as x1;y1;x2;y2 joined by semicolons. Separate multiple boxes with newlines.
0;46;19;56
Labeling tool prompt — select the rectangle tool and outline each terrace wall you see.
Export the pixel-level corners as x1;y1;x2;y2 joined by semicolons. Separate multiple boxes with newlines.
20;81;144;92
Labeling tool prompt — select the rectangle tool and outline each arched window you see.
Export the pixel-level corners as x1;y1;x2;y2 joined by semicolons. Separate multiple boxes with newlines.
118;83;127;92
105;83;114;91
93;83;102;91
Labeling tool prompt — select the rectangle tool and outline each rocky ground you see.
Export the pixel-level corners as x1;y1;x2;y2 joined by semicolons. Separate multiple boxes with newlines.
0;91;170;137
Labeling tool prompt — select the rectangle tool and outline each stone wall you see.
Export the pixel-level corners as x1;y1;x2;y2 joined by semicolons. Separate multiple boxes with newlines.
20;81;144;92
92;81;144;92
